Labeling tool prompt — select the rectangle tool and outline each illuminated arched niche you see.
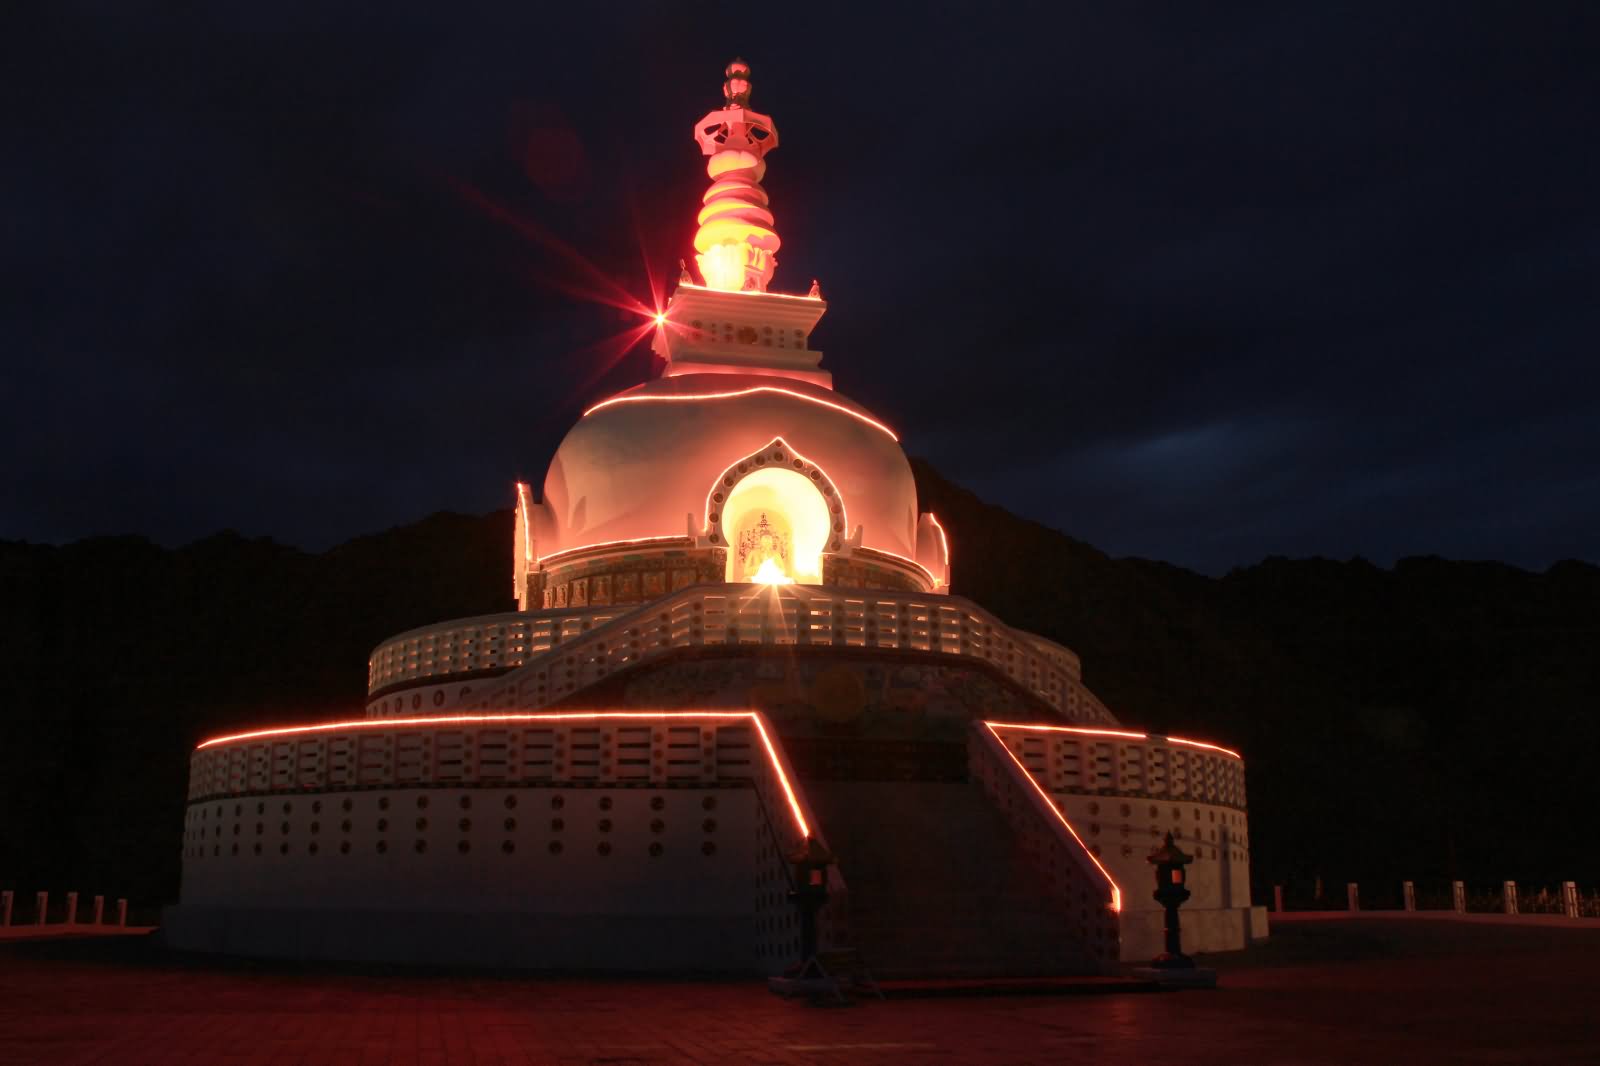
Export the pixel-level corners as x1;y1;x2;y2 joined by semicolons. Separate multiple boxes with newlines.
722;466;830;584
705;438;844;586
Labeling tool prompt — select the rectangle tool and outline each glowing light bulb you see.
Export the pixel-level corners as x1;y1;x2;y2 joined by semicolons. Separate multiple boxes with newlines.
751;558;793;585
653;312;666;326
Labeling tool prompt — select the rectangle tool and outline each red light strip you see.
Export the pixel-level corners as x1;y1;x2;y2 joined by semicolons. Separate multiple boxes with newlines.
195;710;754;749
583;386;899;442
748;714;810;839
984;723;1121;913
1165;735;1244;760
536;534;690;567
984;720;1241;760
194;710;812;840
515;481;534;564
986;722;1148;742
926;512;950;583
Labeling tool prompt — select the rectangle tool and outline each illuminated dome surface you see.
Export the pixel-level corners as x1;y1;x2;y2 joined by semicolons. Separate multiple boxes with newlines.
537;371;917;562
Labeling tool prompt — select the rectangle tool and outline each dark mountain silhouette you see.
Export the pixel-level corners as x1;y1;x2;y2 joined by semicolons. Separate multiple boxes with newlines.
2;462;1594;908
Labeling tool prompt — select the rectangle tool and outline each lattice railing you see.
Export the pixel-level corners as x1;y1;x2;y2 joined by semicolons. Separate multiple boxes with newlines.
194;713;773;801
994;724;1247;810
374;586;1110;726
367;607;619;695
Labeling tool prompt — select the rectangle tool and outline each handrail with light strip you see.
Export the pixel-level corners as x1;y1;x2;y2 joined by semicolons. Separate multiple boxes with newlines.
194;710;810;841
981;722;1123;913
984;720;1242;761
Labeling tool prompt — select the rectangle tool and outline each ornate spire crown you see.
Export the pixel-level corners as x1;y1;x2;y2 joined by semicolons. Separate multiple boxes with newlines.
692;59;781;292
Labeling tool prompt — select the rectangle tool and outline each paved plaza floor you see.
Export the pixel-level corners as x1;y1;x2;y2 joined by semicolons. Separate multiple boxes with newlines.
1;917;1595;1065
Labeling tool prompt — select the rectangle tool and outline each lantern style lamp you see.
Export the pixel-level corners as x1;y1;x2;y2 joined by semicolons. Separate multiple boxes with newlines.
1148;832;1195;969
788;836;835;967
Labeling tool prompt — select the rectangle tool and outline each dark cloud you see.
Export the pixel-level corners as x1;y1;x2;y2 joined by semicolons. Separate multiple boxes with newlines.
4;2;1596;572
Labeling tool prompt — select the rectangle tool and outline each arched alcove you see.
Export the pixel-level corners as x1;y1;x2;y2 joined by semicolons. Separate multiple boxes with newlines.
721;466;831;583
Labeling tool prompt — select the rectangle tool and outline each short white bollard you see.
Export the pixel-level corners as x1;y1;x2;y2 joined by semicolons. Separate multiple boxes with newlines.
1;890;11;927
93;895;105;925
66;891;78;925
116;898;128;927
35;891;48;925
1403;881;1416;911
1273;884;1284;912
1452;881;1466;913
1347;882;1360;912
1562;882;1580;919
1503;881;1518;915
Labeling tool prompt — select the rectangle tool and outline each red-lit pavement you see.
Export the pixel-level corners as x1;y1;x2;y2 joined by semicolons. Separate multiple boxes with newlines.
1;918;1595;1065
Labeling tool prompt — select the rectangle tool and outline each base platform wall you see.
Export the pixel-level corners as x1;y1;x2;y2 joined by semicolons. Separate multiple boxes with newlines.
174;784;802;972
174;714;1260;973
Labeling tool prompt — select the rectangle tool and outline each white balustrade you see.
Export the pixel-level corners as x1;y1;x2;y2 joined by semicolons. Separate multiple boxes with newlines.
372;587;1106;727
983;724;1247;810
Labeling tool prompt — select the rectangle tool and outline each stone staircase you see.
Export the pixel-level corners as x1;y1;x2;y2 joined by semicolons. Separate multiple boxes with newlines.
805;780;1108;978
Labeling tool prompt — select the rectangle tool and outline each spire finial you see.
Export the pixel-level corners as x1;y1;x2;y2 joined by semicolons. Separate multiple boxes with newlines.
723;57;753;108
691;58;781;292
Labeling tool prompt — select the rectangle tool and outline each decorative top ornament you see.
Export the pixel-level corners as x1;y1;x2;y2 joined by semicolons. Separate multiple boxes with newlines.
722;58;753;107
692;59;781;293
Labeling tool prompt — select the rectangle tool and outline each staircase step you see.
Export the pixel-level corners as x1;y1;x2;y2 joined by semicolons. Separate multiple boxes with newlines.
805;780;1108;978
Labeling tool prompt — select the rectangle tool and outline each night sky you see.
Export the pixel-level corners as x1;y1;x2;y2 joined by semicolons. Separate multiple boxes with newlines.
7;3;1597;574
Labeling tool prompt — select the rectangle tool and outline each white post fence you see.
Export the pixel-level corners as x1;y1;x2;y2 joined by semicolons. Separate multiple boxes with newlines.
1270;878;1592;918
0;890;135;931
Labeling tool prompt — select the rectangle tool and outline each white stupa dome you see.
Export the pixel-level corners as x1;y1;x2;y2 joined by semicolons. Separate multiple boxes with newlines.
538;372;917;562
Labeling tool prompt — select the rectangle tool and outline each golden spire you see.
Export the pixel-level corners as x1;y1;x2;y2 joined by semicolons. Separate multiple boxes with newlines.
691;59;781;292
